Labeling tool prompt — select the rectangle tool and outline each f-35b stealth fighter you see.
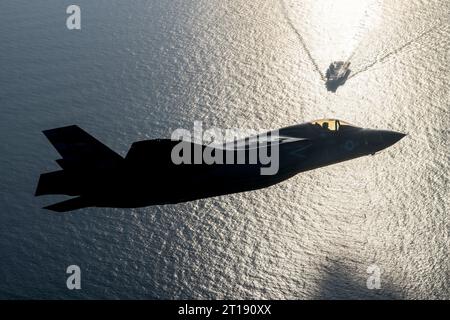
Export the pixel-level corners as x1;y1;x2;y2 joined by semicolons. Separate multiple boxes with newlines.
35;120;405;212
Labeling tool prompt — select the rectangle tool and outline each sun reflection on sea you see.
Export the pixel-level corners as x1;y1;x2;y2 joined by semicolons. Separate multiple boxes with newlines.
311;0;382;60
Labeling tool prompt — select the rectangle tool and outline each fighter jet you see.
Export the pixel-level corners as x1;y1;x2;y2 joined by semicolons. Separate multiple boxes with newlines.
35;120;405;212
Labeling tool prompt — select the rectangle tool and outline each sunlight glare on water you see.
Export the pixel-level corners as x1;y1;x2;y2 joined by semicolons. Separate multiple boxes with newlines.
312;0;382;60
286;0;383;68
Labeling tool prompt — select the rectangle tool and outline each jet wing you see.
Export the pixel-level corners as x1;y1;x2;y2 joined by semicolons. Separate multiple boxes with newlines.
43;196;91;212
221;132;308;150
125;139;179;163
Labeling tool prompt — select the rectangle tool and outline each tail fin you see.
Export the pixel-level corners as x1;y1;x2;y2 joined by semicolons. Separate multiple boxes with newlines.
42;125;123;170
43;197;91;212
36;125;122;212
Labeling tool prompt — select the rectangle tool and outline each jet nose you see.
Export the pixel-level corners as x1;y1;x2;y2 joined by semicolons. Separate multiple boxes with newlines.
365;130;406;154
380;130;406;147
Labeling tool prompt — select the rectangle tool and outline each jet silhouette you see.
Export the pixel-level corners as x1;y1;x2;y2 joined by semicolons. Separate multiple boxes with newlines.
35;120;405;212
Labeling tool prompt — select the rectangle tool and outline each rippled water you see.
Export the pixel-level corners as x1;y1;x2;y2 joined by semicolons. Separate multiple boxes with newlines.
0;0;448;299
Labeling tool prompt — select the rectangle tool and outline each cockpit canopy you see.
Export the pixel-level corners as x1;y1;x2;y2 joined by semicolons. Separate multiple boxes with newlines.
310;119;354;131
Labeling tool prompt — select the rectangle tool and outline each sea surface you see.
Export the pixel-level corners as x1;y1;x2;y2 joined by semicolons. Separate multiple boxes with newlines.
0;0;448;299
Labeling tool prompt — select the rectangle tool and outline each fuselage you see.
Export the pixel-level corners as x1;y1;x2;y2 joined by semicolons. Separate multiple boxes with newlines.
80;120;405;208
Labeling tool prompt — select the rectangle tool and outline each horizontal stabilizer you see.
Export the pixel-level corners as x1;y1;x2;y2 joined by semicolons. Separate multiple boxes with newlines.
35;170;79;196
43;197;90;212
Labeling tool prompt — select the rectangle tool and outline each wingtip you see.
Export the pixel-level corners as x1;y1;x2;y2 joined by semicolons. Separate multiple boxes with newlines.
42;205;60;212
43;203;68;212
42;125;79;137
41;197;89;212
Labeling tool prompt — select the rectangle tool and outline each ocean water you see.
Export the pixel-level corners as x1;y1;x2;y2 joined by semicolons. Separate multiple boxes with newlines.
0;0;448;299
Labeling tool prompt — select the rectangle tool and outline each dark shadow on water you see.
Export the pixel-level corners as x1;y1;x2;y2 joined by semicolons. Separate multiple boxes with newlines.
325;74;350;93
325;81;341;93
315;260;402;300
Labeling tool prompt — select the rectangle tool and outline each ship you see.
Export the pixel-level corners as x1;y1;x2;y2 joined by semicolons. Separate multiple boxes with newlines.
325;61;351;92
